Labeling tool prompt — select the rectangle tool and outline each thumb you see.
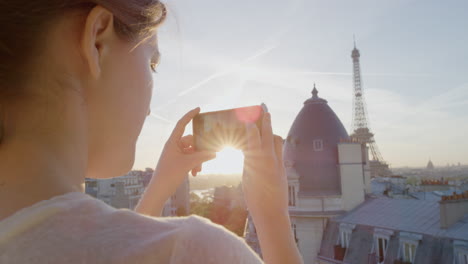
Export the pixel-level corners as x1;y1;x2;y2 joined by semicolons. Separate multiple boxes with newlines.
188;151;216;167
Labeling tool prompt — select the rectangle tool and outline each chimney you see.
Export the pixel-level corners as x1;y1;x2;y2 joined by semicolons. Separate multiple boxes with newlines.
439;191;468;229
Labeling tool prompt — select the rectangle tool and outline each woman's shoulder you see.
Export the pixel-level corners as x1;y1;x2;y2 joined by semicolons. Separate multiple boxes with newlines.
68;192;261;264
1;192;262;264
148;214;263;264
98;209;263;264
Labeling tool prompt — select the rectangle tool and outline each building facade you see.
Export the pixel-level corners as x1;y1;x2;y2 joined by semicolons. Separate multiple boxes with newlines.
283;86;370;263
84;168;153;210
245;85;371;263
162;176;190;217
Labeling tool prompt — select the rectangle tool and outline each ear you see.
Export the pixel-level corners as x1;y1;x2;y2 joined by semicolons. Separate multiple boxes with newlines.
81;6;115;79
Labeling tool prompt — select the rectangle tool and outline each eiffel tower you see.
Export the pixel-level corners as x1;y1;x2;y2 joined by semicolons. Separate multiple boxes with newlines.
350;39;391;177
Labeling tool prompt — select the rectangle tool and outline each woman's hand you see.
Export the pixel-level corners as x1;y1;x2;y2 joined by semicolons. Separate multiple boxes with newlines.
135;107;216;216
241;112;288;220
241;112;304;264
155;106;216;181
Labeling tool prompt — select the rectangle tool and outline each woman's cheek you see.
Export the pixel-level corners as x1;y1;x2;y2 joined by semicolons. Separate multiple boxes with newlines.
137;67;153;119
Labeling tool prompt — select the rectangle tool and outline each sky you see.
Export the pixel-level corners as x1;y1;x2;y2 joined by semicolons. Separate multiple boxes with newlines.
132;0;468;173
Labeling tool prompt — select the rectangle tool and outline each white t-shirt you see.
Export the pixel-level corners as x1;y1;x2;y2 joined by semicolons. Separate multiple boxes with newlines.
0;191;263;264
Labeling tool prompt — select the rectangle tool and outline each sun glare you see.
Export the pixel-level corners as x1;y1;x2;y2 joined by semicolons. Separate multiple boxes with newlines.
201;146;244;175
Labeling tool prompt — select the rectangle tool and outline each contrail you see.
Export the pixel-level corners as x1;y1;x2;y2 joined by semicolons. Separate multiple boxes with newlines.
157;0;302;108
177;45;278;97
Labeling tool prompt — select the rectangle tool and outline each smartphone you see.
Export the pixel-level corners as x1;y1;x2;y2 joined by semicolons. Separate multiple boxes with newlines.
193;104;268;152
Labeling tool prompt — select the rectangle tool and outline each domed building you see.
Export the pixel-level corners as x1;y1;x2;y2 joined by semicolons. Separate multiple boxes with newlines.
283;85;371;263
244;85;371;263
426;159;435;170
284;85;350;196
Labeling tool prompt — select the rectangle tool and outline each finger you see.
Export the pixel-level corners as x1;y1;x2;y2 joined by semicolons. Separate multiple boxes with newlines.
169;107;200;142
193;164;202;174
192;165;202;176
183;146;195;154
179;135;194;149
188;150;216;168
245;122;261;151
261;112;274;152
274;135;284;167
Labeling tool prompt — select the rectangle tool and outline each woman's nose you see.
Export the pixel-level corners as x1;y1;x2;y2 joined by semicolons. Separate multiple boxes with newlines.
147;108;151;116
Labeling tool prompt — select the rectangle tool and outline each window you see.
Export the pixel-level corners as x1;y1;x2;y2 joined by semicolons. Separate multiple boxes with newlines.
313;139;323;151
397;232;421;264
402;242;417;263
338;223;355;248
335;223;354;261
372;229;393;264
454;240;468;264
456;252;468;264
342;231;351;248
288;185;296;206
376;237;388;263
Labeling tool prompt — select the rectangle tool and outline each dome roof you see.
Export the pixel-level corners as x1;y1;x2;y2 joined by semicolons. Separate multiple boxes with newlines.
426;160;434;170
283;85;349;196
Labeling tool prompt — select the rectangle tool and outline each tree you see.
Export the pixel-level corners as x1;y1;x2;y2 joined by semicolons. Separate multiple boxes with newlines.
176;206;187;216
224;206;248;236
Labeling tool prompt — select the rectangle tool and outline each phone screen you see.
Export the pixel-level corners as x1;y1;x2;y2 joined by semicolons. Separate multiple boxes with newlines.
193;105;264;152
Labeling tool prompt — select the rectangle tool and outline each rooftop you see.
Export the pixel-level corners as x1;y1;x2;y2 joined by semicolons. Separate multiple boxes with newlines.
336;197;468;241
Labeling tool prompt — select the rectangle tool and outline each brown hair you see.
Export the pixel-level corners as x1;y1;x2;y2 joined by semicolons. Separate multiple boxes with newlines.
0;0;167;102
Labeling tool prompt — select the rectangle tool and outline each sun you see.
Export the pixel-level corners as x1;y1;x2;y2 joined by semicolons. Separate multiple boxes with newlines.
201;146;244;174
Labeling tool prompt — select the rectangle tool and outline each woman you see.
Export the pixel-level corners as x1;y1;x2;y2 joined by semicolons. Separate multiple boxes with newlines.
0;1;303;263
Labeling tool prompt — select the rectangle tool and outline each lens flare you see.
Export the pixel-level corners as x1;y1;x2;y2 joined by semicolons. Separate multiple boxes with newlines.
235;105;262;123
201;146;244;174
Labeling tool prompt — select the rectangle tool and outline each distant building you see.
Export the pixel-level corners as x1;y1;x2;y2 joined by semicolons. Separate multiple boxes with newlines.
85;178;98;198
213;184;245;210
427;160;435;170
96;174;145;209
244;214;262;258
420;178;450;192
84;168;153;210
162;176;190;216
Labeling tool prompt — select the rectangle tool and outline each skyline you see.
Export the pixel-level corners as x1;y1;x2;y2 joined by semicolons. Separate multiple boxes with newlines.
132;0;468;173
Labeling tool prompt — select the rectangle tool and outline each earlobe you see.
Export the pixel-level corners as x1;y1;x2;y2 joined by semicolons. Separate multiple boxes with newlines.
80;5;115;80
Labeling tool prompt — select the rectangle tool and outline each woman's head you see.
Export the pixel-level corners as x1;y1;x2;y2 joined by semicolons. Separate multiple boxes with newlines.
0;1;166;179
